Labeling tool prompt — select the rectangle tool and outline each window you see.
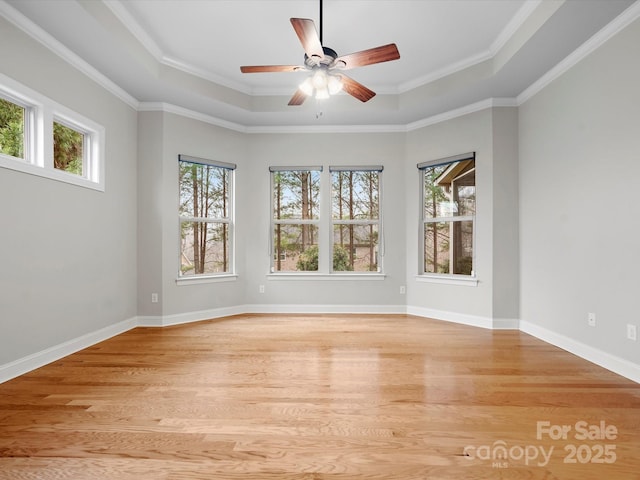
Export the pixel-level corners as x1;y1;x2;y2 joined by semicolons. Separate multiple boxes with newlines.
0;74;104;190
330;166;382;272
179;154;235;277
0;96;25;159
269;165;385;276
53;120;85;176
419;153;475;276
270;167;321;272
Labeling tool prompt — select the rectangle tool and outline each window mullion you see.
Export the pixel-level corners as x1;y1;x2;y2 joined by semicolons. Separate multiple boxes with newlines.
333;219;379;226
181;216;230;224
423;215;474;224
273;219;319;225
318;167;330;274
41;108;53;169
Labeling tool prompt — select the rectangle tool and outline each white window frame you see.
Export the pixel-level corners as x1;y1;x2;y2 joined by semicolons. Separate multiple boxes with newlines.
269;166;322;273
329;166;384;274
418;152;477;286
0;90;34;163
0;73;105;191
177;154;236;283
52;114;98;184
268;165;386;279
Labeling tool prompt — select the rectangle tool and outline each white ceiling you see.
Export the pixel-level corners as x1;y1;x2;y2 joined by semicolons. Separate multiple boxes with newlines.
2;0;636;128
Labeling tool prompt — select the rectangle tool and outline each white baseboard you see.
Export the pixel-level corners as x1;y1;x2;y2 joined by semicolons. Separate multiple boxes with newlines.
0;316;137;384
137;305;246;327
407;305;495;329
520;320;640;384
2;309;637;385
493;317;521;329
407;307;519;330
243;304;407;315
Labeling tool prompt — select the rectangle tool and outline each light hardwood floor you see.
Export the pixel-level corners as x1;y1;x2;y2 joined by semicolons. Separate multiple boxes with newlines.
1;314;639;479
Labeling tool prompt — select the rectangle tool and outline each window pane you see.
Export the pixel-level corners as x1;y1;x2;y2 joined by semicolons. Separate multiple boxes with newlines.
53;121;84;175
454;168;476;216
0;97;25;159
273;171;320;220
423;160;475;218
332;171;379;220
273;224;319;271
180;221;229;275
179;162;229;219
333;224;379;272
424;220;473;275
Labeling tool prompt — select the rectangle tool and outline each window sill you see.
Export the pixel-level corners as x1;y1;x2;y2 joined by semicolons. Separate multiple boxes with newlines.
176;274;238;286
268;273;386;281
0;154;104;192
415;274;478;287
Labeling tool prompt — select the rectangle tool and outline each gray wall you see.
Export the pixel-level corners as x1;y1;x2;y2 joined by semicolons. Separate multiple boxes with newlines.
2;10;639;375
136;122;409;316
0;17;138;364
405;109;494;322
519;17;640;365
243;132;407;309
492;107;520;322
136;112;248;319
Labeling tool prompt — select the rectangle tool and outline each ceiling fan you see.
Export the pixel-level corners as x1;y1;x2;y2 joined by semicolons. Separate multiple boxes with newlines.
240;0;400;106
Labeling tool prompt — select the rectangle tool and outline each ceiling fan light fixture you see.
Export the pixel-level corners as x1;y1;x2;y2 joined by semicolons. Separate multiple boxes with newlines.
299;77;314;96
299;69;343;99
328;74;343;95
311;69;328;89
315;87;330;100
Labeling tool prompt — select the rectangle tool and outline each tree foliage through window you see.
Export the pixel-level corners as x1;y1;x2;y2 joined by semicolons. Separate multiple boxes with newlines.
53;121;83;176
331;169;381;272
272;170;320;272
422;158;475;275
0;97;24;159
179;159;232;276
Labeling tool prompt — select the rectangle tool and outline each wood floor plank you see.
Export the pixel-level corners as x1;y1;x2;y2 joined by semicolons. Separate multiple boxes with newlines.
1;314;639;479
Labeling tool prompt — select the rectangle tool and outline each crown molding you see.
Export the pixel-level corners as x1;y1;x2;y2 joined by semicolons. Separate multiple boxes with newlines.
4;0;637;133
138;102;248;133
489;0;542;57
138;98;522;134
102;0;163;60
406;98;517;132
398;50;493;94
518;0;640;105
0;0;139;110
103;0;541;99
397;0;541;94
246;123;408;134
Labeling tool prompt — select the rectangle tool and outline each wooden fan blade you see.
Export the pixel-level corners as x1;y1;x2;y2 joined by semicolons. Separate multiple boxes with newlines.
240;65;305;73
341;75;376;102
290;18;324;61
288;89;308;106
334;44;400;70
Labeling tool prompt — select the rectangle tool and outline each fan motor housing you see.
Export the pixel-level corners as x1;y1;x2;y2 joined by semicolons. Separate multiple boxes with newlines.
304;46;338;68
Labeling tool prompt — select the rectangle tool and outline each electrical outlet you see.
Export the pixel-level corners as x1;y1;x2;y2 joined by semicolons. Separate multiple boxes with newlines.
259;285;265;294
587;312;596;327
627;324;637;341
399;286;406;295
151;293;158;303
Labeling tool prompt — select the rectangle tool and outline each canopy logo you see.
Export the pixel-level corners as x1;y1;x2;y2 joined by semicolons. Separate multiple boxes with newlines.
464;420;618;469
464;441;554;468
